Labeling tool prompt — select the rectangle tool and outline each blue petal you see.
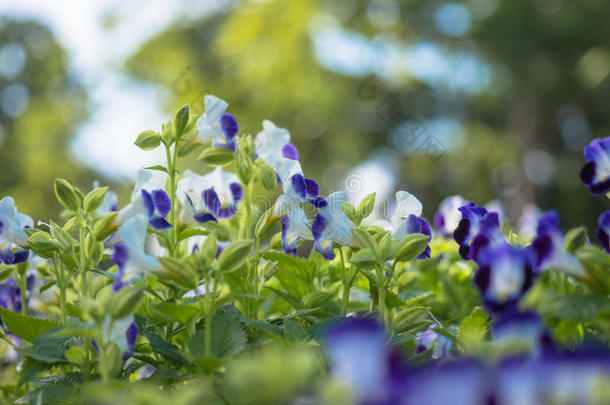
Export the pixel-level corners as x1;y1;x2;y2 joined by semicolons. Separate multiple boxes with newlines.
281;142;299;160
579;161;596;185
536;211;560;236
590;179;610;195
314;239;336;260
12;250;29;264
305;178;320;198
290;174;307;200
230;182;243;203
312;214;328;240
124;321;138;359
220;113;239;139
152;189;171;218
112;243;128;292
150;216;172;230
309;197;328;208
281;216;298;256
194;212;217;223
203;188;221;216
453;218;471;245
141;190;155;218
217;205;238;219
0;220;3;236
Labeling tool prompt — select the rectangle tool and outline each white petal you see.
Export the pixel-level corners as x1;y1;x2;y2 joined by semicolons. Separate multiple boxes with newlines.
391;191;422;228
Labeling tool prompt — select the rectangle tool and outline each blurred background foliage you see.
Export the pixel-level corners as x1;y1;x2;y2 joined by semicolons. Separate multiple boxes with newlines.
1;0;610;229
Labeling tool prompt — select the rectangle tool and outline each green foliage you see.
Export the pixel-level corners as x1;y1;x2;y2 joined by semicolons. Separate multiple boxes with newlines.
0;307;61;343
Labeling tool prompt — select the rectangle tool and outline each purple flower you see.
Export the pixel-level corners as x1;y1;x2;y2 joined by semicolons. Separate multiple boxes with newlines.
0;248;29;265
596;210;610;253
492;311;554;357
454;202;504;260
390;191;432;259
434;195;468;237
312;192;353;260
197;95;238;151
0;275;35;316
531;211;584;277
415;324;453;359
280;207;312;256
118;170;172;230
324;317;406;404
579;137;610;195
255;120;299;167
474;244;535;314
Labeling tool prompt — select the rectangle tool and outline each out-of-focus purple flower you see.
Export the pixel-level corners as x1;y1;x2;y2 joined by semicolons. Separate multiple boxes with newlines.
579;137;610;195
492;311;554;356
596;210;610;253
0;248;29;265
516;203;541;241
531;211;584;277
324;317;406;404
123;321;138;360
312;192;353;260
453;202;491;259
0;274;35;315
469;212;505;262
474;244;535;314
415;324;453;359
197;95;238;151
434;195;468;237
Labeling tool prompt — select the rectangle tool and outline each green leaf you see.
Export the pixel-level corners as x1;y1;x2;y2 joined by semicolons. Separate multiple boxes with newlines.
156;257;198;290
20;334;77;364
283;318;309;342
394;233;430;262
144;330;190;367
144;164;169;173
0;307;61;342
357;192;376;220
83;187;108;212
110;285;145;319
457;307;488;355
217;240;253;273
211;307;247;358
565;226;588;252
151;302;200;325
262;252;316;299
135;129;162;150
343;201;360;225
351;228;377;252
197;146;234;166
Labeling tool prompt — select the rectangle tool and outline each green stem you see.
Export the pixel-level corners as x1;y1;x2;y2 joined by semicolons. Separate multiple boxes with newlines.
376;265;388;332
19;273;27;316
339;248;350;317
166;144;179;256
78;214;92;382
204;273;213;357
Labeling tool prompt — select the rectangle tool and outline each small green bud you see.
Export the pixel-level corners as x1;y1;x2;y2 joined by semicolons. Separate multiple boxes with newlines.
258;160;277;191
111;285;145;319
197;146;234;166
217;239;253;273
351;228;377;252
343;201;360;225
174;104;190;138
54;178;81;211
93;211;119;241
135;130;162;150
394;233;430;262
236;150;253;185
83;187;108;213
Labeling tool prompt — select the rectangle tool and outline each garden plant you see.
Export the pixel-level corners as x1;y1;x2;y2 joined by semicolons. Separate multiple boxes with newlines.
0;95;609;404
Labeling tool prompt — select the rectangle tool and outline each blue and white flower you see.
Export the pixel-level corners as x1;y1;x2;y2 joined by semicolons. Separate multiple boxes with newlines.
516;203;541;241
391;191;432;259
273;158;319;217
197;95;239;151
453;202;500;259
112;215;162;291
280;206;312;256
0;196;33;248
118;169;172;230
474;244;535;314
0;275;35;315
415;324;453;359
596;210;610;253
579;136;610;195
433;195;468;237
531;211;584;277
255;120;299;167
312;191;353;260
100;316;138;360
